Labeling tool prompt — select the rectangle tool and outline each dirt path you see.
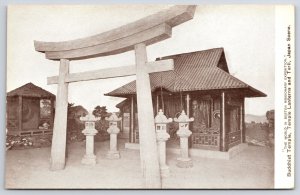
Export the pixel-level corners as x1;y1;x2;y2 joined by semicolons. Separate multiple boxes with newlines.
5;140;274;189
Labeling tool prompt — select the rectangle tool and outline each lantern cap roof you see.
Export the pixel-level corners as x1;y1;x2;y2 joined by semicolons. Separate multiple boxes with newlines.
155;109;173;124
106;112;122;122
80;112;100;122
174;110;194;123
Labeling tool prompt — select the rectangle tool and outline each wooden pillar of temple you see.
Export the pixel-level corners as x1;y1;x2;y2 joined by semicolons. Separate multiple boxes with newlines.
129;96;135;143
186;93;191;148
37;98;41;128
186;94;190;117
156;94;159;114
220;91;227;152
134;43;161;188
18;95;22;132
50;59;69;170
240;98;245;143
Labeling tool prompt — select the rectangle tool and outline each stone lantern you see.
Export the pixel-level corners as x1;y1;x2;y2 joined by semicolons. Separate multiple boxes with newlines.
154;109;173;177
105;113;122;159
80;112;99;165
174;110;194;168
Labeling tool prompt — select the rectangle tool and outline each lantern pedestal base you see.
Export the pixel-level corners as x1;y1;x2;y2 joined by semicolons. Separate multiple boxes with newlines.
176;157;193;168
81;154;97;165
106;150;120;159
160;165;170;177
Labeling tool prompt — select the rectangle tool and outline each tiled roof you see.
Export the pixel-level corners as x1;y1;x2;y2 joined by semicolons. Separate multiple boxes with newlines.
7;83;55;98
158;47;228;71
106;48;266;97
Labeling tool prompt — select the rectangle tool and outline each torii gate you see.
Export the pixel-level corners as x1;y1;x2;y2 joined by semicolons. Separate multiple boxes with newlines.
34;5;196;188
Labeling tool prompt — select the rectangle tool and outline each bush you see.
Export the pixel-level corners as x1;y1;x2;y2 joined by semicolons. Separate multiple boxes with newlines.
6;135;52;150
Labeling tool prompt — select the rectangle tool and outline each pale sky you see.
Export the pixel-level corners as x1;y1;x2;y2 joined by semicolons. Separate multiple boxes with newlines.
7;5;275;115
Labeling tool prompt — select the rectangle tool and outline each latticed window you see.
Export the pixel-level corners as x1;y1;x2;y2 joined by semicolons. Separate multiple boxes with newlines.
192;98;212;132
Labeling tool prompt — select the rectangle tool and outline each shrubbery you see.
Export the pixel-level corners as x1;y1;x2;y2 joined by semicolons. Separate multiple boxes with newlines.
6;135;52;150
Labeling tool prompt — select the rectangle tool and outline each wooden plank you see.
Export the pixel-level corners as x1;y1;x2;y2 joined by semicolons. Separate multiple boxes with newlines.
44;23;172;60
130;96;134;143
47;59;174;84
34;5;196;52
240;98;245;143
134;43;161;188
50;59;69;171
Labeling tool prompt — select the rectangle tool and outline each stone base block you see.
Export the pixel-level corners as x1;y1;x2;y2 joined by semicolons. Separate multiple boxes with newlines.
81;154;97;165
176;157;193;168
160;165;170;177
106;150;120;159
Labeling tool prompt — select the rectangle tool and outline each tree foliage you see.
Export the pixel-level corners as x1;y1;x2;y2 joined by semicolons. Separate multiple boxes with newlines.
67;103;75;116
92;106;108;119
266;109;274;128
266;110;274;120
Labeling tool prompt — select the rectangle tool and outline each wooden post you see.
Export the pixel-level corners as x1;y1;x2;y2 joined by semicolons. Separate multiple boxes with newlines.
120;110;123;134
37;98;41;128
186;94;191;148
162;94;165;113
50;59;69;170
220;92;227;152
134;43;161;188
18;96;22;132
240;98;245;143
156;94;159;115
186;94;190;117
130;96;135;143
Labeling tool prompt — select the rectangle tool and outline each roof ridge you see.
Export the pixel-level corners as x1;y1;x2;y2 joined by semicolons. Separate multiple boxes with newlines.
7;82;55;97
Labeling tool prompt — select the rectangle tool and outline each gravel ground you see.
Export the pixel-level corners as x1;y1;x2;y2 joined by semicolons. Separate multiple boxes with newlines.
5;139;274;189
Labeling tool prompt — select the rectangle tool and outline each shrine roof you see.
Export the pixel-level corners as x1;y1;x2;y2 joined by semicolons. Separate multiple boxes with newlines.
105;48;266;98
7;83;55;98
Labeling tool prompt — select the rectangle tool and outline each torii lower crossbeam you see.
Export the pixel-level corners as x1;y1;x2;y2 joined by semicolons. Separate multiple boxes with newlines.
47;59;173;84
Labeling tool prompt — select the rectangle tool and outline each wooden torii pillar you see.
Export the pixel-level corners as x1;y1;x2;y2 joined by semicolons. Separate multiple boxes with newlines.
34;5;196;188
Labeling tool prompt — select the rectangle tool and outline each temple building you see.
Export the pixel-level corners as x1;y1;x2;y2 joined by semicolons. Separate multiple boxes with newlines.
6;83;55;136
106;48;266;152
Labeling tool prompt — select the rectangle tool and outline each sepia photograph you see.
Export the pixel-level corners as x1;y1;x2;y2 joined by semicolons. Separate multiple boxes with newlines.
4;4;294;189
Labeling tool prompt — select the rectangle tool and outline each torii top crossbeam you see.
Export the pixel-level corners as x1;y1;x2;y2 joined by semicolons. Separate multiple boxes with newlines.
34;5;196;60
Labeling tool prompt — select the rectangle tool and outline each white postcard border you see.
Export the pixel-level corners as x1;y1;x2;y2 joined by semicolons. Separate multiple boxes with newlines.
274;5;295;189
